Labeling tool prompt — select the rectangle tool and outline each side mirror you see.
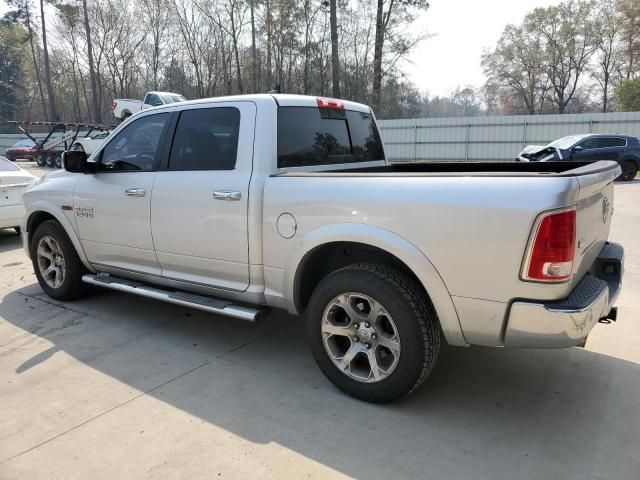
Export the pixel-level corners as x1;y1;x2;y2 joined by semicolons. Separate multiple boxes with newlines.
571;145;584;152
62;150;88;173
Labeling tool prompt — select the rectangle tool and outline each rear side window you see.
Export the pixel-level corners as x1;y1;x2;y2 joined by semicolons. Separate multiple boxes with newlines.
600;137;627;148
168;107;240;171
277;107;384;168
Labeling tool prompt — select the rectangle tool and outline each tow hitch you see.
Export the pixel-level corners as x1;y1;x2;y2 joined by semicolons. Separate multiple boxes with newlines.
599;307;618;324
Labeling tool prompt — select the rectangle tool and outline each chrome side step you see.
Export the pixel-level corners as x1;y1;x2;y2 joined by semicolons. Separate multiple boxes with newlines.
82;274;262;322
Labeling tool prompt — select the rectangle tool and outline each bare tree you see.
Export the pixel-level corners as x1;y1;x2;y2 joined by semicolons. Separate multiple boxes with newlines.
40;0;57;120
526;1;598;113
482;24;550;114
329;0;340;97
372;0;429;112
82;0;101;122
593;0;623;111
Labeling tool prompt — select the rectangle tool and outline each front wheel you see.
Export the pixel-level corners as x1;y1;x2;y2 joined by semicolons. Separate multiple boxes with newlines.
306;263;441;403
30;220;89;301
619;160;638;181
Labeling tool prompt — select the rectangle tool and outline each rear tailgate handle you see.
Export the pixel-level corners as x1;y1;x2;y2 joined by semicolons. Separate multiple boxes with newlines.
125;188;146;197
213;191;241;201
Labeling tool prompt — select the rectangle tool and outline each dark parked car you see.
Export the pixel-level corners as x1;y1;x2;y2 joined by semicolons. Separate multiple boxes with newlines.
517;134;640;181
4;139;37;162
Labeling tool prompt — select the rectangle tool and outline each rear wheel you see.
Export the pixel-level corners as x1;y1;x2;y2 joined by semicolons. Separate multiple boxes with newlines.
619;160;638;181
306;263;441;403
46;153;57;168
30;220;89;301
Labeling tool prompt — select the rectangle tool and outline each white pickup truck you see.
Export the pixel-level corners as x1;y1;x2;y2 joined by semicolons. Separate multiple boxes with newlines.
22;94;624;402
112;91;186;120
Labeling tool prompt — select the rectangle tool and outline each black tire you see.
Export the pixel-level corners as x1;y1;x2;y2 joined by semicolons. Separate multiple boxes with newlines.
30;220;89;301
45;153;56;168
619;160;638;181
306;263;441;403
36;153;47;167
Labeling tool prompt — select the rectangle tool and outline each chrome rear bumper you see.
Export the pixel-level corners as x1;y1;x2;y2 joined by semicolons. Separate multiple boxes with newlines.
504;242;624;348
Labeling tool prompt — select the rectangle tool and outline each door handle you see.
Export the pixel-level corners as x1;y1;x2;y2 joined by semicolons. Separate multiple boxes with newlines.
125;188;146;197
213;191;241;201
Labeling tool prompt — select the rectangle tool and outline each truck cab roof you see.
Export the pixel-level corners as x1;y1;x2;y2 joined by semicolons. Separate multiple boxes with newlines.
146;93;372;114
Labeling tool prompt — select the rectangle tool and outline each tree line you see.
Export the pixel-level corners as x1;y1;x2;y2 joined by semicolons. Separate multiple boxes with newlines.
482;0;640;114
0;0;434;128
2;0;640;130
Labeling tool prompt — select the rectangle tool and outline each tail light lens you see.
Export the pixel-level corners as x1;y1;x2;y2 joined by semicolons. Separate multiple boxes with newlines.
523;208;576;282
112;102;117;110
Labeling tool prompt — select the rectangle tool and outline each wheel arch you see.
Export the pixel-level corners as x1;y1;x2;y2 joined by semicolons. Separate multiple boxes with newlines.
288;223;467;346
620;155;640;166
25;204;95;273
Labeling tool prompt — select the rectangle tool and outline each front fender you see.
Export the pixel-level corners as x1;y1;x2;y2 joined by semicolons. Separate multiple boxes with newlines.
23;201;95;273
285;223;468;347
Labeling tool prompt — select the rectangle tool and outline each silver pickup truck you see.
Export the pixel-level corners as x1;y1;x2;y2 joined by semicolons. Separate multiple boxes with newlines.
22;94;624;402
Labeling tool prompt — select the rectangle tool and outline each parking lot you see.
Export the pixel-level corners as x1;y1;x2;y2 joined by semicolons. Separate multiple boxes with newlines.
0;166;638;479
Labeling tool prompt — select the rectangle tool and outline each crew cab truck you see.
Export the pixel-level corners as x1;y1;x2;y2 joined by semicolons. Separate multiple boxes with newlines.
22;94;624;403
112;91;186;120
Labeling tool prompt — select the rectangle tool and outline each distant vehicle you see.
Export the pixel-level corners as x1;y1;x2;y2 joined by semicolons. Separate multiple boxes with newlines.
517;134;640;181
70;130;111;155
0;155;36;233
112;91;186;120
5;139;38;162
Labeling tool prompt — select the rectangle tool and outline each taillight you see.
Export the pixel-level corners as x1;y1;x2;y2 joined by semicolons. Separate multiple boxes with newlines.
112;102;117;110
316;97;344;109
523;208;576;282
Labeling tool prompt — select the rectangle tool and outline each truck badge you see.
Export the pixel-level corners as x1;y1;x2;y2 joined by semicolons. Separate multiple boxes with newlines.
75;207;94;219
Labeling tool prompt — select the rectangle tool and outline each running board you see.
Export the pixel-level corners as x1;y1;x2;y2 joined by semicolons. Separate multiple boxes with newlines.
82;274;262;322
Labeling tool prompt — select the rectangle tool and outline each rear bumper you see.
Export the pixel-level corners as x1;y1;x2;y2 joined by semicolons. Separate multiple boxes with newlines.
504;242;624;348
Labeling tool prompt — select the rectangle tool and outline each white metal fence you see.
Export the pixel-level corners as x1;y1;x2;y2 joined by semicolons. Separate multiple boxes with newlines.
378;111;640;163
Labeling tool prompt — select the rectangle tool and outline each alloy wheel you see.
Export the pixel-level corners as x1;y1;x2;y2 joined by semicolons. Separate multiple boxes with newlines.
321;292;401;383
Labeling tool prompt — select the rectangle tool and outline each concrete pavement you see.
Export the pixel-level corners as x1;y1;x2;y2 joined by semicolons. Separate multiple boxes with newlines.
0;177;638;479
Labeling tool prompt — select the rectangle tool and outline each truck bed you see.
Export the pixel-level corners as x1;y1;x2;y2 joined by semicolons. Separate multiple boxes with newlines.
278;161;618;177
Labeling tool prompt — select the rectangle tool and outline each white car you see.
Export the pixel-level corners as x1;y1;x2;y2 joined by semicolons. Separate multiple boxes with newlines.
70;131;111;155
0;156;36;233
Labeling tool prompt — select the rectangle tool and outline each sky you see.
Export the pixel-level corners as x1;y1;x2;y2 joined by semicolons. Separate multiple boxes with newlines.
403;0;563;96
0;0;565;97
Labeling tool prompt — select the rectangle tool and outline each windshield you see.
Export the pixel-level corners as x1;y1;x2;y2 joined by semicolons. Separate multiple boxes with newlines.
160;94;186;104
547;135;585;150
12;139;36;148
0;156;21;171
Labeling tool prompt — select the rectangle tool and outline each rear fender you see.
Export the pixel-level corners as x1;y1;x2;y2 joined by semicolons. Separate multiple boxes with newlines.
286;223;468;347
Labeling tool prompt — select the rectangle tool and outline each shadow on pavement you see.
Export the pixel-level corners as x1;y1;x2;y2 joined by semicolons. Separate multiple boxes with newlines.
1;282;638;479
0;230;22;254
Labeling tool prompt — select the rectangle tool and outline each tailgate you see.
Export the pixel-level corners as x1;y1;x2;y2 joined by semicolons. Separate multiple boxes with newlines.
571;161;620;285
